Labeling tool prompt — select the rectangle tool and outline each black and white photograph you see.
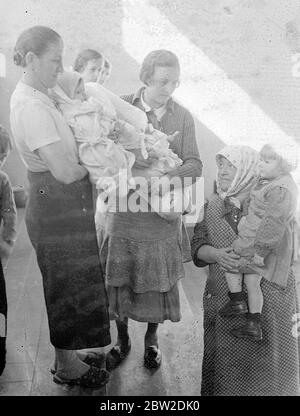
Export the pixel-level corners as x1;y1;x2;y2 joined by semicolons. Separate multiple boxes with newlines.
0;0;300;399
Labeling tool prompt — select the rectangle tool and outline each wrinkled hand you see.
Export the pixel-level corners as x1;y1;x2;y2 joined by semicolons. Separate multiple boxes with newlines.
215;247;240;271
132;148;158;169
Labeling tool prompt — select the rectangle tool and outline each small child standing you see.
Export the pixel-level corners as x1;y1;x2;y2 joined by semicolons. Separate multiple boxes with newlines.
0;125;17;375
219;143;298;342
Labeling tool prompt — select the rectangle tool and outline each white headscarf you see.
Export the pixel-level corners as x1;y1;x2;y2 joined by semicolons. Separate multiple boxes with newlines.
216;145;259;208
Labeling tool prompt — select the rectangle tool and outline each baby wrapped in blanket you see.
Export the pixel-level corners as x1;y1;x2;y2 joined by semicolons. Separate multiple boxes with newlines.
51;71;189;219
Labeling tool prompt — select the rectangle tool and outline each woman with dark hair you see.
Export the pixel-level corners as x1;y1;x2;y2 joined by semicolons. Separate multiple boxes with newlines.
73;49;104;83
98;49;202;370
192;145;300;396
10;26;111;388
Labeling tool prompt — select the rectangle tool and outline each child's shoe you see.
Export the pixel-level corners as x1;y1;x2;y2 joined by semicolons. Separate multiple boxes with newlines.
231;313;262;342
219;299;248;318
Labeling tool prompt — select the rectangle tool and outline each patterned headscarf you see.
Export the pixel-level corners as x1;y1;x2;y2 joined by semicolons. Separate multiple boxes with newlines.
216;145;259;207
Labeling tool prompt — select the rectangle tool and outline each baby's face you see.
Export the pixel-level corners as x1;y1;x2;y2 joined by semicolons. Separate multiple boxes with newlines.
74;80;87;102
258;156;281;179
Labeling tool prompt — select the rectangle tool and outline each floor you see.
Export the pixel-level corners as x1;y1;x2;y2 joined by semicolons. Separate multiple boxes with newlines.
1;209;300;396
0;209;207;396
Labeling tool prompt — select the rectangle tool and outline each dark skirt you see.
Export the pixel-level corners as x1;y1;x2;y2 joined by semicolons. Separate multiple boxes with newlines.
97;210;184;323
25;171;111;350
201;266;300;396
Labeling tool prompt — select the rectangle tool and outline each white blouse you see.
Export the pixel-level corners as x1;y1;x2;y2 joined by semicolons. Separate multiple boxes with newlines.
10;82;79;172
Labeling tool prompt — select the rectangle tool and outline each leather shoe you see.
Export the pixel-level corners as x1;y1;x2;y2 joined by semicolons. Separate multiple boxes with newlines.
231;320;263;342
53;365;110;388
219;299;248;318
50;352;106;375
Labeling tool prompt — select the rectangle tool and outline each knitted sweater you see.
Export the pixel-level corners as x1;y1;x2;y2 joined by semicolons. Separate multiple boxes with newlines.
233;174;298;287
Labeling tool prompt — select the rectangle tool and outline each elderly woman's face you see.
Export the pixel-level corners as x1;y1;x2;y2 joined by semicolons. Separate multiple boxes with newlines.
217;156;237;191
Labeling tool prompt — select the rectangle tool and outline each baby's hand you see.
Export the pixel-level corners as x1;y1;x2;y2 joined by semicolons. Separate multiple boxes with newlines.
253;253;265;266
167;131;179;142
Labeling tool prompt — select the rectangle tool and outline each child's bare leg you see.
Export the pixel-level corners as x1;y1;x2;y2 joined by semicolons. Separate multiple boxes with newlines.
219;272;247;317
225;272;242;293
231;273;263;341
244;274;263;313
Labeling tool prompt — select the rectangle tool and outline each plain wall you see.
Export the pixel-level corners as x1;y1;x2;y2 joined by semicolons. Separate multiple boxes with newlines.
1;0;300;201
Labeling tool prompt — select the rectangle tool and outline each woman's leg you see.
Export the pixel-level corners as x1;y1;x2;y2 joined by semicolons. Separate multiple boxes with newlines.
115;317;130;348
105;318;131;371
55;348;90;379
145;323;159;348
144;323;161;369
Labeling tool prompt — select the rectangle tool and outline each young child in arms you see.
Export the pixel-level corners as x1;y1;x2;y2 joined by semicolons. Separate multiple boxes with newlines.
220;143;298;342
52;71;188;219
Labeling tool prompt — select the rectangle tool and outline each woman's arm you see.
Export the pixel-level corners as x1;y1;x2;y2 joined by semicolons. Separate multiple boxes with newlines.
254;186;293;257
38;141;87;184
191;203;240;270
166;110;202;185
20;103;88;184
197;245;240;270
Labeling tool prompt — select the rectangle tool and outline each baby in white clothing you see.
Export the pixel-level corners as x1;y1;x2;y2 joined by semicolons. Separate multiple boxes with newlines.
52;71;188;219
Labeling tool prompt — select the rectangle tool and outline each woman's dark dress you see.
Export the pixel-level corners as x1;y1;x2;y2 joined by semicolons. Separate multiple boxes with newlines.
191;194;300;396
26;171;111;349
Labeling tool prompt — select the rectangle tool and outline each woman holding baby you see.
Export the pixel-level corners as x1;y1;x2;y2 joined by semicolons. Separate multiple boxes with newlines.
95;50;203;370
10;26;111;388
191;145;300;396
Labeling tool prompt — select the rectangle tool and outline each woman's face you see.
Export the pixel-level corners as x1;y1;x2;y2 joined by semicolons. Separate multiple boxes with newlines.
80;58;103;83
30;40;64;89
217;156;237;192
98;66;110;85
145;66;180;108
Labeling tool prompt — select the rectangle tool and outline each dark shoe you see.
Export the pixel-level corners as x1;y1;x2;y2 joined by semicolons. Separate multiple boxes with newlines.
231;320;263;342
144;345;162;369
219;299;248;318
0;337;6;376
50;352;106;375
53;365;110;388
105;340;131;372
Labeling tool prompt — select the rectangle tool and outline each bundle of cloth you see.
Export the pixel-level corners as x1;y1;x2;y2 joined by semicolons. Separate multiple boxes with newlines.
51;71;189;220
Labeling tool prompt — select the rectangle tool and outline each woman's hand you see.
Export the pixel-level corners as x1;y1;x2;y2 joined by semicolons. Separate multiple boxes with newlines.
214;247;240;271
132;148;158;169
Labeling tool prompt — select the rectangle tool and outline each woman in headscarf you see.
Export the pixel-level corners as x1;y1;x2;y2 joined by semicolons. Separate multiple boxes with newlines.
191;145;300;396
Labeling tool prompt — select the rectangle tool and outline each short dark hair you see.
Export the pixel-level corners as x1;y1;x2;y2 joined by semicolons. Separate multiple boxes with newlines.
0;125;12;154
13;26;61;67
73;49;103;73
139;50;180;85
